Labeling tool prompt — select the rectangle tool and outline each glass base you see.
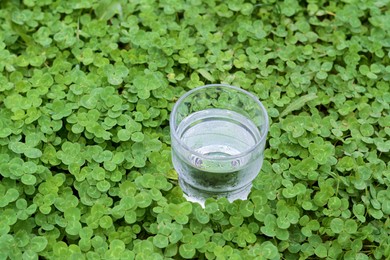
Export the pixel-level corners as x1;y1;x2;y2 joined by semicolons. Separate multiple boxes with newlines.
179;179;252;207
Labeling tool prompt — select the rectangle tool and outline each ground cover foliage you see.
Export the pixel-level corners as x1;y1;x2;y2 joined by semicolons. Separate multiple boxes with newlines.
0;0;389;259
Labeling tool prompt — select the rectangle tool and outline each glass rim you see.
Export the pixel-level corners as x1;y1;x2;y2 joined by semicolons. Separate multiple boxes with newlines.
170;84;269;161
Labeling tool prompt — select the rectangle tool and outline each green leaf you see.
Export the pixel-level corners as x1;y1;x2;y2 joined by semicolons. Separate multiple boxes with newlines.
135;191;152;208
24;147;42;159
23;250;37;260
21;174;37;185
197;69;215;82
105;239;126;259
9;142;27;154
360;123;375;137
261;214;277;237
29;236;48;252
131;132;144;142
229;215;244;227
328;197;342;210
309;138;335;165
66;220;82;236
117;129;131;141
132;71;167;99
280;93;317;117
94;0;123;21
239;200;254;217
96;180;111;192
344;219;357;234
330;218;344;233
179;244;196;259
194;206;209;224
98;215;112;229
153;234;169;249
314;244;328;258
104;64;129;85
280;0;301;16
124;210;137;224
204;201;219;214
260;241;279;259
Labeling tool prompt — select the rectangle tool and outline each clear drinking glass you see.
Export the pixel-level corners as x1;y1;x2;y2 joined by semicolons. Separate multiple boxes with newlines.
170;84;269;205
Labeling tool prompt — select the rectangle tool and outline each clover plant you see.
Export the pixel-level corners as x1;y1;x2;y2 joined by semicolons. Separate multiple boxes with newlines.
0;0;389;259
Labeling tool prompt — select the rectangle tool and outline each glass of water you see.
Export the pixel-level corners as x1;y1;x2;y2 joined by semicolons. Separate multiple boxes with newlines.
170;84;269;205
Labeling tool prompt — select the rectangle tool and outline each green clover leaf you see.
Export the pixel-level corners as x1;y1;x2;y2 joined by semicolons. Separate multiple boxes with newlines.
104;63;129;85
132;70;167;99
309;138;335;165
179;243;196;259
29;236;48;253
153;234;169;249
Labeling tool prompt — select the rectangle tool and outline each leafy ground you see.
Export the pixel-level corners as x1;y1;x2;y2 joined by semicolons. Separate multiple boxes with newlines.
0;0;389;259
